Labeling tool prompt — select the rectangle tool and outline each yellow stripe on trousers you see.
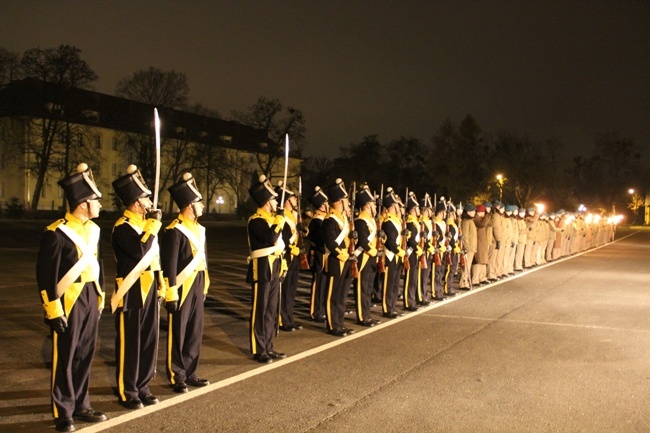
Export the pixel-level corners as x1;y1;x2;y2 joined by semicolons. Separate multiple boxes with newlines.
167;313;175;384
51;331;59;419
326;277;334;330
118;312;126;400
250;282;258;355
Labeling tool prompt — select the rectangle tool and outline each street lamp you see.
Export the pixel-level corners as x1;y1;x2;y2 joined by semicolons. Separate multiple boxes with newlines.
495;174;505;201
216;195;224;213
628;188;644;225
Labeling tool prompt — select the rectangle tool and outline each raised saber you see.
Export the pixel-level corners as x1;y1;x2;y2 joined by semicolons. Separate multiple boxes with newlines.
152;107;162;374
276;134;290;336
279;133;289;208
153;108;161;209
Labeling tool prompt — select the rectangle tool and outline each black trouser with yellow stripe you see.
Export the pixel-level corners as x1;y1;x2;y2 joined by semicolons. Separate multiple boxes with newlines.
167;272;205;385
280;255;299;327
381;256;402;314
115;282;158;402
434;262;446;299
250;260;280;356
418;255;433;303
326;257;351;331
355;255;376;322
309;252;326;320
51;283;99;420
403;253;419;309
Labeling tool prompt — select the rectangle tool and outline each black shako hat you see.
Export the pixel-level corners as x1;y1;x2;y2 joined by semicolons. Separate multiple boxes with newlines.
327;178;348;203
274;180;295;203
248;174;277;207
382;187;401;208
112;164;152;206
58;162;102;209
420;193;433;209
406;191;419;211
168;172;203;209
356;183;374;209
308;186;328;208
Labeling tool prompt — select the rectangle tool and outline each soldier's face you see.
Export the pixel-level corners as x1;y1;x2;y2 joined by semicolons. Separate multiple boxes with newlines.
192;201;204;219
136;197;153;214
342;198;351;214
87;199;101;219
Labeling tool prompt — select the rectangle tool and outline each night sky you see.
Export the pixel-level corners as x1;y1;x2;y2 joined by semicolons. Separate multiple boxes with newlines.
2;1;649;159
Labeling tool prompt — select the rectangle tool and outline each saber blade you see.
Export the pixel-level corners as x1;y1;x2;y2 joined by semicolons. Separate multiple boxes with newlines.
280;134;289;207
153;108;161;208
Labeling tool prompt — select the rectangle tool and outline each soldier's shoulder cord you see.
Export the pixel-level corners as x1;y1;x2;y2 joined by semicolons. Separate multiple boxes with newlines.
113;215;129;228
165;219;180;230
45;218;65;232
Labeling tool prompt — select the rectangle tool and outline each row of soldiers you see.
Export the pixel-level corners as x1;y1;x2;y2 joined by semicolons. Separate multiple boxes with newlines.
249;177;619;365
36;166;618;432
36;163;211;432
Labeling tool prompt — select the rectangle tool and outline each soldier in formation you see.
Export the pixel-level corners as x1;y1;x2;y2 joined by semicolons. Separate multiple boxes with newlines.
111;165;163;409
36;163;107;432
162;173;211;392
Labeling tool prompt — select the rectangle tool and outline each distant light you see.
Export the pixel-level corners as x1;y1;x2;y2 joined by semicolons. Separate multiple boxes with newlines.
496;174;503;181
578;204;587;212
629;188;635;194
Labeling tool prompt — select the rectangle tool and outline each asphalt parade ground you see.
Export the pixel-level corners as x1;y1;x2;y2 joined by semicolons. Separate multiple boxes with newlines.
1;222;649;433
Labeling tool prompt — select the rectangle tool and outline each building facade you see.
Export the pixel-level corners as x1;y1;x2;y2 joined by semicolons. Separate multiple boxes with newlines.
0;78;301;214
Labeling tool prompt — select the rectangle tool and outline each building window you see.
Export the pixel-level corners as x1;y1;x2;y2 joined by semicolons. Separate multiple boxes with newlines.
77;133;84;147
95;135;101;149
0;182;4;198
112;163;117;176
112;137;119;151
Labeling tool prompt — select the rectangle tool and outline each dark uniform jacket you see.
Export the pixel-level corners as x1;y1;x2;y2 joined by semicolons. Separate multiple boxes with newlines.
36;212;105;319
161;214;210;307
111;209;162;312
246;208;283;283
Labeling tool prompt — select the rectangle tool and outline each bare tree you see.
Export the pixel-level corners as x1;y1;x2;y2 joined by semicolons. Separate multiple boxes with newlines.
115;67;189;109
18;45;98;210
114;68;191;193
490;131;546;207
0;47;22;85
231;97;305;178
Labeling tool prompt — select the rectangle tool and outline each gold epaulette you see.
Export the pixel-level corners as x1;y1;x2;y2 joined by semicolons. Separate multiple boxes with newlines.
45;219;65;232
166;219;180;230
249;211;274;225
113;216;128;228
